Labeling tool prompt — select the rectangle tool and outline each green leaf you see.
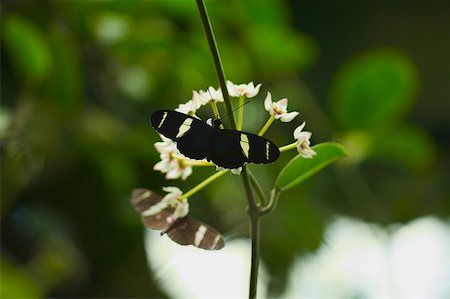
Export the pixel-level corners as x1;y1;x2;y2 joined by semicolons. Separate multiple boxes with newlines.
276;142;348;192
3;15;52;80
330;48;418;130
371;125;435;171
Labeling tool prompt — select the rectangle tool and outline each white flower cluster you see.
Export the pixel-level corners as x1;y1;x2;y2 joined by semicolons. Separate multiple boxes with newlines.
153;135;194;180
153;80;316;181
142;186;188;222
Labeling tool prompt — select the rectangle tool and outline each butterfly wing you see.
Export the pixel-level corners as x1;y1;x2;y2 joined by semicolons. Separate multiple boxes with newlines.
209;129;280;169
165;217;225;250
151;110;212;160
130;188;175;231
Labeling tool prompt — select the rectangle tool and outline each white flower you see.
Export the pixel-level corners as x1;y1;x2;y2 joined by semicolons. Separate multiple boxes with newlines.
293;122;316;158
227;81;262;98
142;186;188;221
264;92;299;122
193;86;223;106
215;165;242;175
175;100;197;115
154;135;193;180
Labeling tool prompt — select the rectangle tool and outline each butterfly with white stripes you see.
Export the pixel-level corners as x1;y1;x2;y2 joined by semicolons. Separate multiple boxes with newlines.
151;110;280;169
130;188;225;250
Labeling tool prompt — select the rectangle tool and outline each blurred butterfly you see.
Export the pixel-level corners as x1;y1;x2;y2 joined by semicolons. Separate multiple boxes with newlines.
151;110;280;169
130;188;225;250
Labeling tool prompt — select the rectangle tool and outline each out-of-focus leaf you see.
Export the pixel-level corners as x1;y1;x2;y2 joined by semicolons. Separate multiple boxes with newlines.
3;15;52;80
276;142;348;192
371;125;435;170
0;258;43;298
47;27;83;112
246;25;317;75
330;49;418;130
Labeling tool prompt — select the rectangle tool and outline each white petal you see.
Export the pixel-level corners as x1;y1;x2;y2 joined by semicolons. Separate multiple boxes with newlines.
245;83;262;98
277;98;288;108
180;166;193;180
230;167;242;175
264;92;273;112
153;160;170;171
299;147;317;159
227;80;239;97
280;111;300;122
293;122;306;139
166;168;182;180
162;186;182;195
173;200;189;218
142;201;168;216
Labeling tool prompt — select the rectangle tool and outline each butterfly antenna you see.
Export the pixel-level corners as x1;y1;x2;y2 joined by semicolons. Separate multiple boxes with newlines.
219;100;251;122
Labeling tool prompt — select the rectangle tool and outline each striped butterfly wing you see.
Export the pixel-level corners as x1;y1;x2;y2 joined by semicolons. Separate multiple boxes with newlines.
165;217;225;250
151;110;212;160
209;129;280;169
130;189;175;231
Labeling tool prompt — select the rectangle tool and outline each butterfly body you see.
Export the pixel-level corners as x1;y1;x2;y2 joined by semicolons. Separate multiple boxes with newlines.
151;110;280;169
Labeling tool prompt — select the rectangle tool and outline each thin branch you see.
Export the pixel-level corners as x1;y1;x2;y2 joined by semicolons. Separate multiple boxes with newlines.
195;3;261;298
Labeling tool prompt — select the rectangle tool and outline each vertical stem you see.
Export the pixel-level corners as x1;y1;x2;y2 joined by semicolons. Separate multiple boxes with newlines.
196;2;261;298
237;95;245;130
249;216;260;299
196;0;236;130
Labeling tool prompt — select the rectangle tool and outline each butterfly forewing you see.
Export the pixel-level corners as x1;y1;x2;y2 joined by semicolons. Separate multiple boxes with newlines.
150;110;280;169
165;217;225;250
151;110;212;160
130;188;175;231
130;188;225;250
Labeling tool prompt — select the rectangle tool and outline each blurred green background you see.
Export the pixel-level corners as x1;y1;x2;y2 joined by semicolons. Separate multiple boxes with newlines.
1;1;449;298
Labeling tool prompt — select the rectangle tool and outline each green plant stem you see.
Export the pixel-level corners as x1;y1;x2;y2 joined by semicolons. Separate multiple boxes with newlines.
248;170;266;206
237;96;245;130
196;0;236;130
258;115;275;136
196;2;261;298
249;215;260;298
279;141;298;152
179;170;228;201
259;188;281;216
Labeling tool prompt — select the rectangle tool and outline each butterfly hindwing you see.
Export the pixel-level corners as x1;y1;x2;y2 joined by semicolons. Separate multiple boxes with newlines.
130;188;225;250
151;110;212;160
151;110;280;168
165;217;225;250
209;129;280;168
209;129;247;169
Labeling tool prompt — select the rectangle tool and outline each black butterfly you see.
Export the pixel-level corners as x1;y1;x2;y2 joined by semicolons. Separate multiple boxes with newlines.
130;188;225;250
151;110;280;169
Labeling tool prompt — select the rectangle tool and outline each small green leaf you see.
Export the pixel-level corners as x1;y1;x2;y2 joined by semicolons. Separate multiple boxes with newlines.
276;142;348;192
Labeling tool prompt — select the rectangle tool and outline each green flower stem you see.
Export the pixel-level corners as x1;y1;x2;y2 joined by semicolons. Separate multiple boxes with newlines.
182;160;215;167
259;189;281;216
209;101;221;121
179;170;229;201
258;115;275;136
248;170;266;206
237;96;245;130
279;141;298;152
